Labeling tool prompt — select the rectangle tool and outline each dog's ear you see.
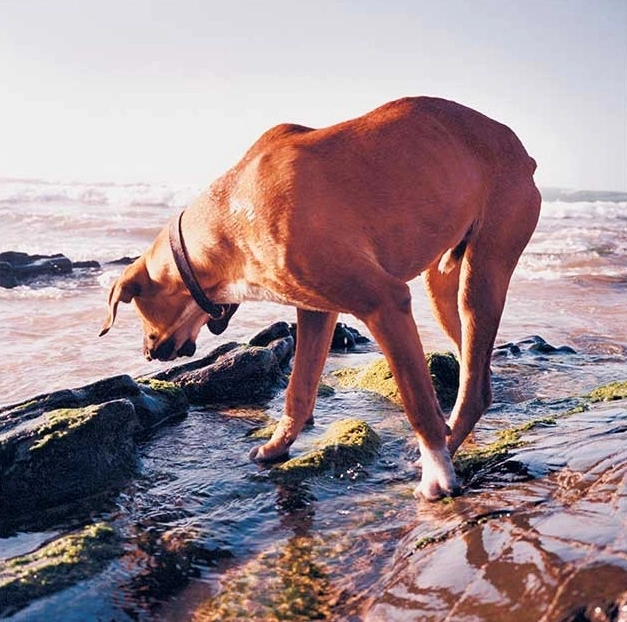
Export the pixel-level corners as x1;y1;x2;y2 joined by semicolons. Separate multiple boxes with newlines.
99;264;143;337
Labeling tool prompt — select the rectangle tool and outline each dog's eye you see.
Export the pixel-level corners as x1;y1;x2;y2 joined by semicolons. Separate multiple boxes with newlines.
147;333;157;342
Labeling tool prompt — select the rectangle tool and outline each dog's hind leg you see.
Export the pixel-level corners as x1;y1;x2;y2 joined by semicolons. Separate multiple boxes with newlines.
446;182;541;456
444;252;504;456
249;309;338;463
357;277;458;500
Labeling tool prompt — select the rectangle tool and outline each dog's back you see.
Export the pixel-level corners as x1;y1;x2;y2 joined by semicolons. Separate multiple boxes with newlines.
228;96;539;286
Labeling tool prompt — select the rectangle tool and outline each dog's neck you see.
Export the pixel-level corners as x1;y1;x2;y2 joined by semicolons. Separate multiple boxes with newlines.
169;211;225;318
175;186;275;304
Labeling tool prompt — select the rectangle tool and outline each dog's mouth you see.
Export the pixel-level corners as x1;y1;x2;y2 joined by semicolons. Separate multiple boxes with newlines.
206;303;239;335
145;304;239;361
146;338;197;362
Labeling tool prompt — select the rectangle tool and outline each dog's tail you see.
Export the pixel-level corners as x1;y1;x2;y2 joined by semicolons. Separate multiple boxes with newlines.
438;226;473;275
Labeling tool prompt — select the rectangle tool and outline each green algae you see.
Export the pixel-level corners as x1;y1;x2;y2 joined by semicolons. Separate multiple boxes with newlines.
333;352;459;411
454;416;557;479
0;523;122;616
31;406;98;451
138;378;185;397
271;419;381;481
587;380;627;403
247;419;280;440
194;534;337;621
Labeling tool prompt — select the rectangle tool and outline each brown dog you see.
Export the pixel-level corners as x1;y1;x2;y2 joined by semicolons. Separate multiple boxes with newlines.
100;97;541;500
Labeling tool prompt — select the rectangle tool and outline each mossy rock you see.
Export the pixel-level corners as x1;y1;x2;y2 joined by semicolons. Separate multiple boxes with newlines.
1;400;140;520
193;533;337;621
454;428;526;480
317;382;335;398
247;420;280;441
0;523;122;617
453;416;557;480
271;419;381;481
138;378;185;398
333;352;459;411
334;359;400;405
587;380;627;403
425;351;460;411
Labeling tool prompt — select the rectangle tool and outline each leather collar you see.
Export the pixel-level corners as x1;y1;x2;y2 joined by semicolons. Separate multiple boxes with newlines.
168;210;225;319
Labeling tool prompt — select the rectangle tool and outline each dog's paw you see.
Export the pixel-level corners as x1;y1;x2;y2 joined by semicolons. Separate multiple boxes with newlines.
413;445;460;501
414;478;460;501
249;444;290;464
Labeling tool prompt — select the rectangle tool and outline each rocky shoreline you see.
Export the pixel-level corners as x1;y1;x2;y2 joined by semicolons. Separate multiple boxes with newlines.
0;320;386;528
4;369;622;620
1;259;626;621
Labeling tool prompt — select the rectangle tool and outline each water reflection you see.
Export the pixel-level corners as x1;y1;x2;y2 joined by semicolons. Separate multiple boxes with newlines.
363;405;627;622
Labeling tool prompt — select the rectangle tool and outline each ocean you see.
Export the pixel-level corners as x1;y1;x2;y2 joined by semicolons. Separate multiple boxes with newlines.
0;177;625;408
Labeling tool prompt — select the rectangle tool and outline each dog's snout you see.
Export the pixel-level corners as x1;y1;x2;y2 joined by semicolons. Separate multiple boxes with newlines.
145;337;196;361
148;338;176;361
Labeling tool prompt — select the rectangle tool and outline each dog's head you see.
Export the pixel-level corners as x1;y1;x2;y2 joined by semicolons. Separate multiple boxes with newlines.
99;228;238;361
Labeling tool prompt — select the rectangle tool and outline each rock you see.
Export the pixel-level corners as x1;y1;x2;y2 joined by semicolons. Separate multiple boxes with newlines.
0;400;139;519
362;400;627;622
493;335;577;357
0;375;189;521
0;321;367;525
129;526;198;601
249;321;292;347
0;251;73;288
270;419;381;481
106;256;138;266
192;531;337;622
0;374;189;437
72;260;100;270
150;342;242;382
0;522;122;618
330;323;371;351
333;352;460;411
149;330;294;406
0;250;141;289
288;321;371;352
425;351;460;411
166;345;290;406
453;416;557;482
334;358;401;404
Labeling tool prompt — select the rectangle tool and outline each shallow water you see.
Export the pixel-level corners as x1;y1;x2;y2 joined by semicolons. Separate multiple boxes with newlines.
9;392;625;621
1;180;626;620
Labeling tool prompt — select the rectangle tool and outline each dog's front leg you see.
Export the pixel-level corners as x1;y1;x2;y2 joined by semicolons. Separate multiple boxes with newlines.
249;309;339;463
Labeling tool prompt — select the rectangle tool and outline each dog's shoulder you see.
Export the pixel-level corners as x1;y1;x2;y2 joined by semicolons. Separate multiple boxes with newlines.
256;123;314;147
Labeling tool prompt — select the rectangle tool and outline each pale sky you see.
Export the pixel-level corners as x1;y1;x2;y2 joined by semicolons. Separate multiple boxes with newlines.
1;0;626;191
